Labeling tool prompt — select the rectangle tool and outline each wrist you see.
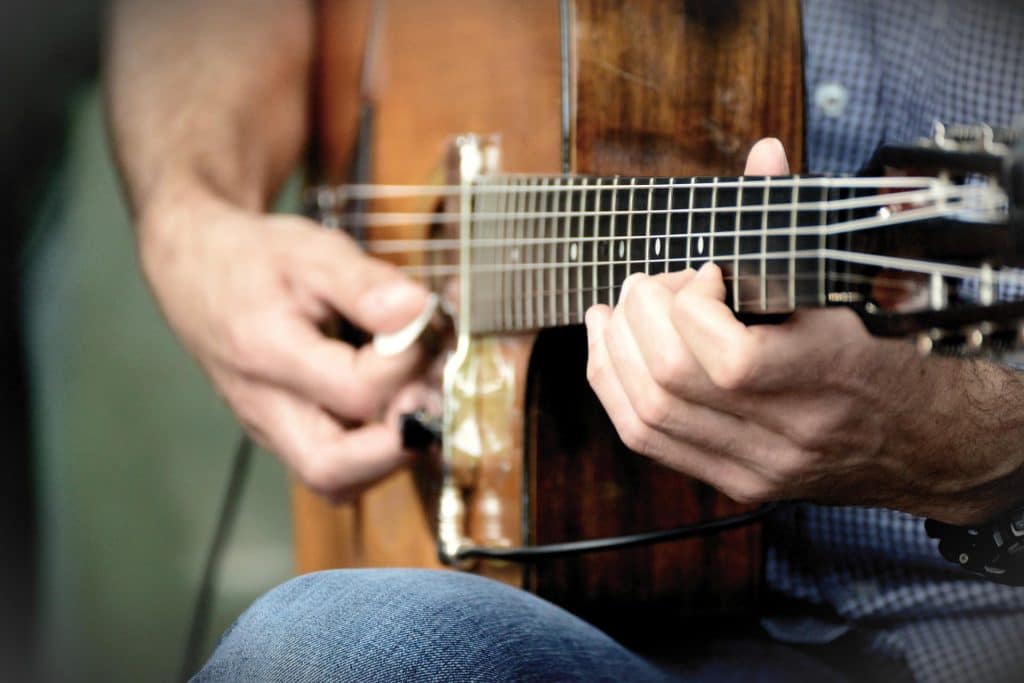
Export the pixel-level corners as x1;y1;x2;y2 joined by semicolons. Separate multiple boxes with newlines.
135;178;258;283
913;359;1024;525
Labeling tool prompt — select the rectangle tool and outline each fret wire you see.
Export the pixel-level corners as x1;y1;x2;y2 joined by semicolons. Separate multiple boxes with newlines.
608;177;620;306
789;176;798;309
503;178;512;329
534;177;545;329
494;179;503;331
686;177;695;271
819;183;828;306
513;178;524;330
591;178;602;312
505;179;515;331
525;177;537;329
710;177;719;262
547;177;558;328
733;176;743;312
625;177;637;291
476;180;486;331
644;179;654;275
558;177;569;326
761;176;770;311
665;177;674;273
477;178;487;331
543;176;553;328
576;178;587;323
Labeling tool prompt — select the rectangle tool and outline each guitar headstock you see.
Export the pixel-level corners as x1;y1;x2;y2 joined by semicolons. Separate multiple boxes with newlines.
836;122;1024;354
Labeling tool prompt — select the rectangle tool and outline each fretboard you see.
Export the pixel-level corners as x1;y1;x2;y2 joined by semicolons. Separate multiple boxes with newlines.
467;175;854;334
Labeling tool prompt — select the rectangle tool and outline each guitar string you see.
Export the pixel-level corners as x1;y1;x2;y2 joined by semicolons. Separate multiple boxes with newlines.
460;268;1005;323
345;197;987;257
307;175;946;202
318;184;988;231
361;201;995;275
455;272;913;303
392;250;1020;287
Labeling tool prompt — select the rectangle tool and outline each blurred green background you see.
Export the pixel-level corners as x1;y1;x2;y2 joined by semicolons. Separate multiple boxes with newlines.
25;87;294;682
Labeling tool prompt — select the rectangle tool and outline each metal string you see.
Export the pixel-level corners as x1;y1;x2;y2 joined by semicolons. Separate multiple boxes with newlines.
322;184;990;231
307;175;948;203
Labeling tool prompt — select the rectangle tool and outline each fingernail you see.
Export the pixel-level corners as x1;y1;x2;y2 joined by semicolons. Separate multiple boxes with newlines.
618;272;645;305
361;280;429;315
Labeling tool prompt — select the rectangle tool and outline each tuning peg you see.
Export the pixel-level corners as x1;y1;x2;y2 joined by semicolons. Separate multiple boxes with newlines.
964;324;986;353
915;328;942;355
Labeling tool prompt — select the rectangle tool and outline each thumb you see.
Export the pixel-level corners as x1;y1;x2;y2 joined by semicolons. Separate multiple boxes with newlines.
308;228;431;334
687;262;728;302
744;138;790;176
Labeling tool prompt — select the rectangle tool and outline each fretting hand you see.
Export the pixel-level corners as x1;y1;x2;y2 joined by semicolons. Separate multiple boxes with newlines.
584;138;1024;524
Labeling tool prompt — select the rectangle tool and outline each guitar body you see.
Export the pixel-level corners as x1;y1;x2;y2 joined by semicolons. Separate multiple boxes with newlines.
295;0;804;638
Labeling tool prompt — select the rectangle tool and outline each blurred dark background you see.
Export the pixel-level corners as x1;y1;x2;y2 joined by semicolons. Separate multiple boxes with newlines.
3;2;293;680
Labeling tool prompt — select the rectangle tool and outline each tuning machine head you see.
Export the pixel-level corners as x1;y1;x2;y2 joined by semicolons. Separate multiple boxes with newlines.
914;319;1024;357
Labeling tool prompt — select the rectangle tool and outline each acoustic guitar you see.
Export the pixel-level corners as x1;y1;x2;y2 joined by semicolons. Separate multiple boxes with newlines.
291;0;1024;641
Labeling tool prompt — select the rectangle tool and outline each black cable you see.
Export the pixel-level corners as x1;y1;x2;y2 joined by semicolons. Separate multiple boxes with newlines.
179;433;253;682
454;502;779;562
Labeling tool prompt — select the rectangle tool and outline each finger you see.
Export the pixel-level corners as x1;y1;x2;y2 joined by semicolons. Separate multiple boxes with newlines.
652;267;697;293
252;316;426;422
264;385;411;500
217;372;411;500
293;220;431;334
743;137;790;176
585;305;766;493
671;263;770;391
621;271;721;399
606;298;734;445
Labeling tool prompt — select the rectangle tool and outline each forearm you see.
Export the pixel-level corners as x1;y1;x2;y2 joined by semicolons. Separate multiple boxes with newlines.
106;0;314;220
917;357;1024;524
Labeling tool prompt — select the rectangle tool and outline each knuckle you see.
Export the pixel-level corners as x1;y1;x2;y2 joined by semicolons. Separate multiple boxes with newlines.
649;346;688;389
293;447;340;497
790;418;828;451
708;352;756;391
772;447;814;483
634;390;673;428
224;317;274;376
339;383;379;422
721;478;774;506
628;276;657;302
617;417;654;456
787;410;840;451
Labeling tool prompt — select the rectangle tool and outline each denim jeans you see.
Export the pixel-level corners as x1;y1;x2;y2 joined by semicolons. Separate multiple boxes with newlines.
193;569;907;682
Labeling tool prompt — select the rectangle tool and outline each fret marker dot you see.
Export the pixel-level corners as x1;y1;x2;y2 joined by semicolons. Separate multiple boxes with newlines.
655;238;662;256
510;248;520;262
698;236;705;255
618;241;625;258
570;244;578;260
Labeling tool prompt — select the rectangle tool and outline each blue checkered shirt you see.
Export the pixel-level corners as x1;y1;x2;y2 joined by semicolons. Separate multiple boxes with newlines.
763;1;1024;682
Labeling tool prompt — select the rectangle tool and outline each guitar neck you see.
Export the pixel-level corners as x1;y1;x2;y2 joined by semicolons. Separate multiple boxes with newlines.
467;174;856;334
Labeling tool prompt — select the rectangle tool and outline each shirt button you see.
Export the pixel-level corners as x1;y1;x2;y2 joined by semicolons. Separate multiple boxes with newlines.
849;580;880;601
814;82;849;118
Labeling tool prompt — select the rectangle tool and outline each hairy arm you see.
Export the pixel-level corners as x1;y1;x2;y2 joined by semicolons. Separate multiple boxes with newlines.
108;0;311;216
106;0;431;499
